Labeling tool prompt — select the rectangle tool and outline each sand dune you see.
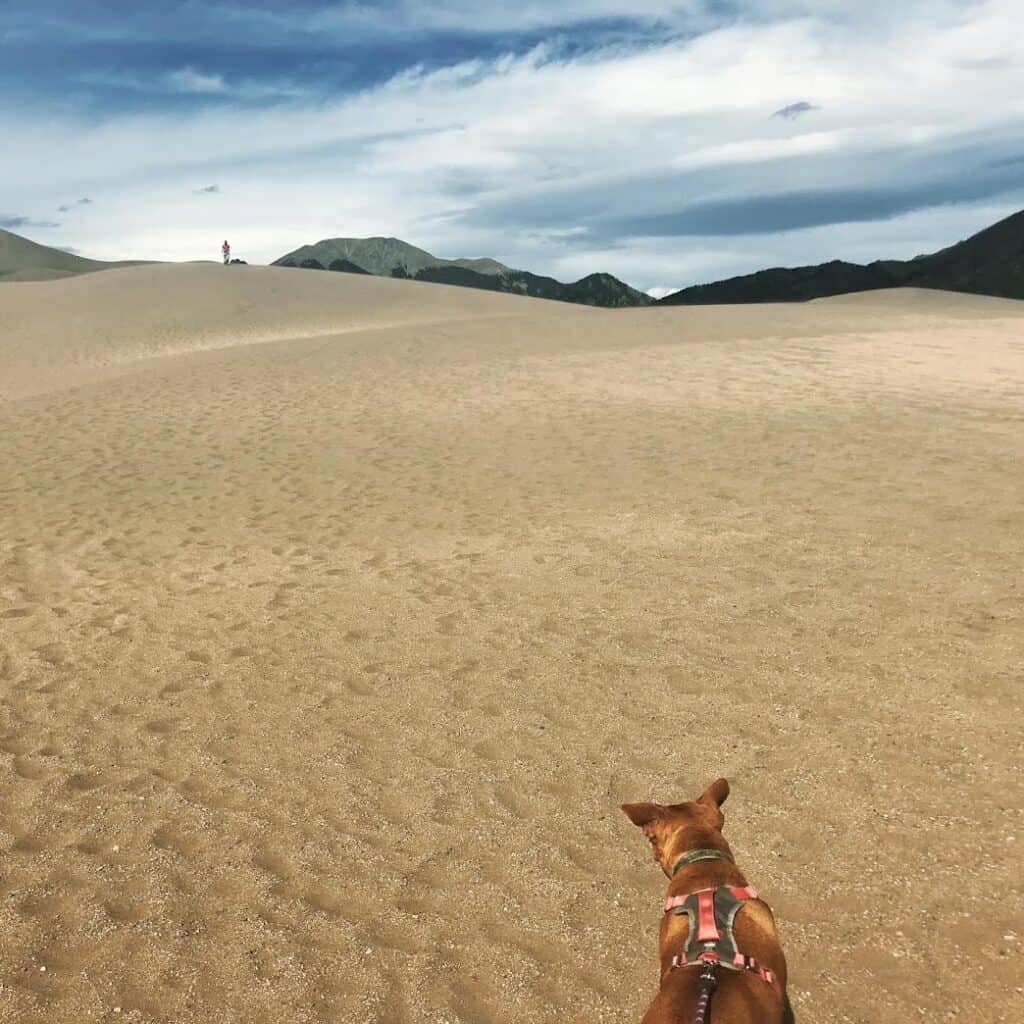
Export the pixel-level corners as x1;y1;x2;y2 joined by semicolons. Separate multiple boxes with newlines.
0;228;146;284
1;265;596;401
1;267;1022;1024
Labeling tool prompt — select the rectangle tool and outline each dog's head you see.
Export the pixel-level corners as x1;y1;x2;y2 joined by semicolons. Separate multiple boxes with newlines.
621;778;731;877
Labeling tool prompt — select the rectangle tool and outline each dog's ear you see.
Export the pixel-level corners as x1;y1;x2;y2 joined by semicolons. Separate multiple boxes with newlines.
697;778;730;808
621;802;665;828
622;802;669;863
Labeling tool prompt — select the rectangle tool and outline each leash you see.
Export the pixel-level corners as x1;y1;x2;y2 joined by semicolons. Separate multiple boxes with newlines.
693;960;718;1024
692;958;716;1024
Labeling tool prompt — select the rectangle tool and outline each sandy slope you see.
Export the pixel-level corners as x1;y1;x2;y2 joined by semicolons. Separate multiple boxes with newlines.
1;267;1022;1024
0;228;146;284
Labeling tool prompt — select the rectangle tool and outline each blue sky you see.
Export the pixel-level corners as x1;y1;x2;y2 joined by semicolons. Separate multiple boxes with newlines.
2;0;1022;292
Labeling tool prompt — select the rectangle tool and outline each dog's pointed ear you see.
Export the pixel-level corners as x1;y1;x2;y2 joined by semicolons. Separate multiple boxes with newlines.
698;778;730;808
621;802;665;828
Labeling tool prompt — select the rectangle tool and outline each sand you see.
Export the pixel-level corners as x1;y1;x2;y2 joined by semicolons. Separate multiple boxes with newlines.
1;266;1022;1024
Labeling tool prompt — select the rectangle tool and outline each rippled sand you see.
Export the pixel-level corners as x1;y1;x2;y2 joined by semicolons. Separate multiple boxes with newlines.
1;267;1022;1023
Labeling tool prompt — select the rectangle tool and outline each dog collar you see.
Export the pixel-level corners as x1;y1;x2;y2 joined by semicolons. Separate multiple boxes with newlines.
671;848;734;876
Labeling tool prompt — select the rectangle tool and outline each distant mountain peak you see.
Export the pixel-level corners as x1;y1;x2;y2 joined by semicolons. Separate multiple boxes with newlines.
273;236;514;280
273;235;653;308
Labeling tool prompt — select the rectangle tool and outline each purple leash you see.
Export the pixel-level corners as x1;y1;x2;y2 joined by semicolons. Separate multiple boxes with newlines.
694;961;718;1024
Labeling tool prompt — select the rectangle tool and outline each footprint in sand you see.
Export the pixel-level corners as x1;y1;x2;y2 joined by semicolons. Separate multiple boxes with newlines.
151;824;204;858
17;894;73;922
103;898;150;924
66;770;118;792
12;832;52;854
253;846;297;880
34;642;68;666
13;757;49;780
144;717;179;734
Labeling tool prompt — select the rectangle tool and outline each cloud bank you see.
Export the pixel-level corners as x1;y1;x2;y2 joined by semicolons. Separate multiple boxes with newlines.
1;0;1021;289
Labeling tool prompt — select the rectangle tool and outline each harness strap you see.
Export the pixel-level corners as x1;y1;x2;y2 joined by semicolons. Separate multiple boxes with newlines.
667;951;776;988
696;891;720;943
665;885;759;912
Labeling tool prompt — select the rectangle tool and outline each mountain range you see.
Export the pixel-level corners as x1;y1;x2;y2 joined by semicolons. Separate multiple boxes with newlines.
273;237;654;308
657;208;1024;305
4;208;1023;305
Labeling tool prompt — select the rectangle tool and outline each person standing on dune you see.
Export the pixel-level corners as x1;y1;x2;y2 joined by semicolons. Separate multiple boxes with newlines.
222;239;231;265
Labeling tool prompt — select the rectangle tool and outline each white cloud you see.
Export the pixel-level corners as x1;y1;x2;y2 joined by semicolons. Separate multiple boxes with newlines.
167;68;226;94
77;66;308;101
1;0;1022;288
161;68;309;101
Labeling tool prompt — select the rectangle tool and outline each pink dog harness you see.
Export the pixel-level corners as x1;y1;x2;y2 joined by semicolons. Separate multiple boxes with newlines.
663;883;777;988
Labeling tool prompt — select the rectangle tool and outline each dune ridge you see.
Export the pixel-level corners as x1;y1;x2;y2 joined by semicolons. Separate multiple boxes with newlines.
0;265;571;400
0;227;145;283
1;267;1022;1024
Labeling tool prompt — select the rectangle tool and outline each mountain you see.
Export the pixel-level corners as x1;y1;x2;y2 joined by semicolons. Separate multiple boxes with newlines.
275;237;512;279
658;209;1024;305
412;264;654;307
0;228;123;282
273;236;653;308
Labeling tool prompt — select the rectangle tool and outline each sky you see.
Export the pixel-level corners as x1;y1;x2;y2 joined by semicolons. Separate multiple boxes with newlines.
2;0;1023;294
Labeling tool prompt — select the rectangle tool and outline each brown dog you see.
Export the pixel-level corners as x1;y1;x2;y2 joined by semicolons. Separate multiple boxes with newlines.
622;779;793;1024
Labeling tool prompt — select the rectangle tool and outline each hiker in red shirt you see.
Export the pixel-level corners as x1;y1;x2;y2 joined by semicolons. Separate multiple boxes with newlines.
222;240;230;264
